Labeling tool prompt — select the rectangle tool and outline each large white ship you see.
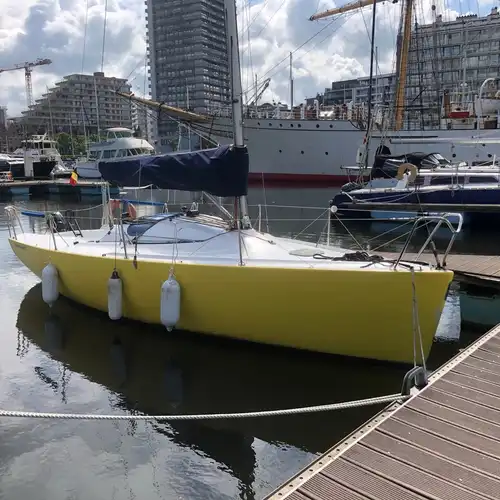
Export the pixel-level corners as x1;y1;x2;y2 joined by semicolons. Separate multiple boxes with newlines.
200;4;500;185
201;106;500;185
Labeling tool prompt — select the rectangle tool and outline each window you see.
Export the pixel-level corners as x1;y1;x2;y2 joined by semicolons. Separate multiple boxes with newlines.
102;150;116;159
114;130;132;138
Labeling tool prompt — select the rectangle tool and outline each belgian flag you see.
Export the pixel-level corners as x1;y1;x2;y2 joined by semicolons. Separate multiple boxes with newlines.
69;170;78;186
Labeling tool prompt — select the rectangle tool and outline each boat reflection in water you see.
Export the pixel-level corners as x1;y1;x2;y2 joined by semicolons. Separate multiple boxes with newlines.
17;284;413;498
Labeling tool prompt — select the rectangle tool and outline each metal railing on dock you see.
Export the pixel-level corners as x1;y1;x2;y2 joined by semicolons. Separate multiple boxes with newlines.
265;323;500;500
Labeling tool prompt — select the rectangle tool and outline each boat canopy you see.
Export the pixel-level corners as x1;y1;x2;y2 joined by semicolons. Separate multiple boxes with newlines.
371;152;451;178
98;144;249;197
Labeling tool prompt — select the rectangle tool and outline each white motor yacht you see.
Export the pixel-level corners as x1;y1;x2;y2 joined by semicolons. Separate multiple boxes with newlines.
76;128;155;179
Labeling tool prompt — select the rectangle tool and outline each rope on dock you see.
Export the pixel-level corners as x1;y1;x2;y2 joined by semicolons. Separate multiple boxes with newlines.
0;393;409;421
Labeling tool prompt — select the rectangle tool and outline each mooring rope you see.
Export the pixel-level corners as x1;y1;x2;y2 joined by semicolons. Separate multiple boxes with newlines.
0;393;408;421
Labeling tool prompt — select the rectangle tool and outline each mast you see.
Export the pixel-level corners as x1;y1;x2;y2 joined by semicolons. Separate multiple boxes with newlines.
225;0;251;228
186;81;192;151
394;0;413;130
94;75;101;141
289;52;294;113
254;73;258;113
364;0;378;167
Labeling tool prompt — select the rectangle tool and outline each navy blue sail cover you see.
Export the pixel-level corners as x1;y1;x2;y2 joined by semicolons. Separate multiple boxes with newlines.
98;144;249;197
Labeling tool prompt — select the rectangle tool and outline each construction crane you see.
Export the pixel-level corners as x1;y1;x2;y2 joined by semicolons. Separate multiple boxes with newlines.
0;58;52;110
309;0;397;21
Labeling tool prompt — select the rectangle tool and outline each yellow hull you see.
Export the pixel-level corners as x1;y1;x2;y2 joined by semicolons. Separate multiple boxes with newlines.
9;238;453;364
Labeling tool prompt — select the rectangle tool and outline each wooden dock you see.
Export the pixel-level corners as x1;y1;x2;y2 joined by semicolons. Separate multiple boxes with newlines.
377;251;500;286
265;324;500;500
0;179;119;198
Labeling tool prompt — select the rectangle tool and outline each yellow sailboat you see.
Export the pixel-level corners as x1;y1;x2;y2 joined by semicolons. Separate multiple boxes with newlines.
8;208;453;365
6;0;455;365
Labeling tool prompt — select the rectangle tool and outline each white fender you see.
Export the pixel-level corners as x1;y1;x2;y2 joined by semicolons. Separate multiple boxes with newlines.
161;275;181;332
42;263;59;306
108;270;123;320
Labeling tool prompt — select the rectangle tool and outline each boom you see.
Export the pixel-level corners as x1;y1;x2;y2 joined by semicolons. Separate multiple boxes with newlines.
309;0;397;21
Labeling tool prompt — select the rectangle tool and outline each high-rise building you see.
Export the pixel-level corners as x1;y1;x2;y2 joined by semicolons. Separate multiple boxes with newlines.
322;74;396;106
15;72;132;135
406;8;500;127
0;106;7;129
145;0;230;151
131;102;155;143
0;107;8;151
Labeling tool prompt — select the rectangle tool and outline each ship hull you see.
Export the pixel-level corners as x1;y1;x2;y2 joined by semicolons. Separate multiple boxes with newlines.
209;117;500;185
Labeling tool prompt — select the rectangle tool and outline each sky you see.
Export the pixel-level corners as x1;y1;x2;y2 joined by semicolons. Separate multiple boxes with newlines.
0;0;494;118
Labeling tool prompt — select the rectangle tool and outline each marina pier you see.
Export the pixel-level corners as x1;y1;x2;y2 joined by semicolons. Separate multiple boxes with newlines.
266;323;500;500
0;179;119;198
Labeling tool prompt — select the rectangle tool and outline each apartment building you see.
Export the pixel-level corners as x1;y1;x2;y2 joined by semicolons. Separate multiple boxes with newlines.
323;73;396;106
16;72;132;135
145;0;230;151
0;107;6;129
406;8;500;125
132;102;155;143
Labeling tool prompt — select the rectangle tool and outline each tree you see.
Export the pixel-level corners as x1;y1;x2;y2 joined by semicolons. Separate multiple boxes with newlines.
55;133;73;155
73;135;87;155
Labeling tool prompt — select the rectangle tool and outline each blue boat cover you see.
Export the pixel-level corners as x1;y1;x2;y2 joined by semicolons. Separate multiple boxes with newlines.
98;144;249;197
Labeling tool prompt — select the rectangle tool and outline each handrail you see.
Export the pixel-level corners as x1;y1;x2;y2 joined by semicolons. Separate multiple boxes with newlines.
394;213;463;269
5;206;24;239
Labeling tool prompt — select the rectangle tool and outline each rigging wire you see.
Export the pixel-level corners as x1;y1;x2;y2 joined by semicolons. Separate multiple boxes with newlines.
81;0;90;73
101;0;109;72
242;0;288;53
238;0;270;41
242;11;355;98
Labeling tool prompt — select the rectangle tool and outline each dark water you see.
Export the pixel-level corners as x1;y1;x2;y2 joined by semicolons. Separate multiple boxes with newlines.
0;187;490;499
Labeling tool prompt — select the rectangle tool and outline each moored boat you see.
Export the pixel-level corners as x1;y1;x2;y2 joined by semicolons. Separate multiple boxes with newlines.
75;127;155;180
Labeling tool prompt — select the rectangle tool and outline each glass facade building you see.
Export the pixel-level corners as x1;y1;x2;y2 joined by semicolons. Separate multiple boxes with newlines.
146;0;230;150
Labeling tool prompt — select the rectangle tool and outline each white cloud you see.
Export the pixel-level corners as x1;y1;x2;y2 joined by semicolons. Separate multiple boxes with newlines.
238;0;402;104
0;0;147;117
0;0;486;118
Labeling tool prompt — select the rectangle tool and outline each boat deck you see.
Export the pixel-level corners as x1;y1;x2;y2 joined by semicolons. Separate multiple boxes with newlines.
265;324;500;500
378;251;500;286
0;179;108;187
